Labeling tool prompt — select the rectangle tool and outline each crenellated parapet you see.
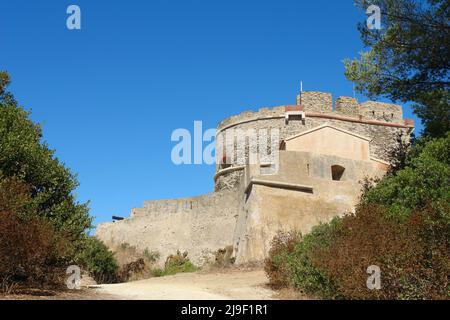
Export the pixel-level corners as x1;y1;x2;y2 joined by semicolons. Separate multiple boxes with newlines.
218;91;411;132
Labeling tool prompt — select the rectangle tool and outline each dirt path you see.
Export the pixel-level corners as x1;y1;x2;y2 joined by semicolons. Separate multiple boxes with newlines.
95;269;276;300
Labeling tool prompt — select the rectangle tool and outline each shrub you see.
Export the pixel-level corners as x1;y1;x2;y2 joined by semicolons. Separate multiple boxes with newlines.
112;244;161;282
0;177;71;293
214;246;235;268
75;237;118;284
143;249;160;264
313;204;449;300
118;259;147;282
361;133;450;223
264;231;299;289
264;222;342;298
152;251;199;277
288;220;342;299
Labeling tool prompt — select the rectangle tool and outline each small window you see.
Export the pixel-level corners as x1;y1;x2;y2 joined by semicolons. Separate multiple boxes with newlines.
331;165;345;181
220;156;232;170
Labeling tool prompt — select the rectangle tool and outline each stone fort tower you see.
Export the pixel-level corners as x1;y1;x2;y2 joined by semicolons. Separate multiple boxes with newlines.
97;91;414;265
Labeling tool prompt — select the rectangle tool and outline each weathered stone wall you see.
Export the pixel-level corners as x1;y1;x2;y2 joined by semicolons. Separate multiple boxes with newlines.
299;91;333;113
215;91;412;191
96;190;240;266
360;101;403;122
215;116;411;190
335;96;360;117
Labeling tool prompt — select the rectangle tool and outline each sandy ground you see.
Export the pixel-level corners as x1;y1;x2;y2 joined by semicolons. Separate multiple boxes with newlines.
94;269;276;300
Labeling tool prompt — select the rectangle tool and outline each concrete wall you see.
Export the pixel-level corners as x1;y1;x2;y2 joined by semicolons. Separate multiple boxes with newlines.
96;190;240;266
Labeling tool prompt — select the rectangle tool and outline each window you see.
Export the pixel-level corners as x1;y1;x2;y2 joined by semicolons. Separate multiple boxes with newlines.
331;165;345;181
220;155;232;170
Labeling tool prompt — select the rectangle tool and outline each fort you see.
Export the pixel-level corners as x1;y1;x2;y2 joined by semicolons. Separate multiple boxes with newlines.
96;90;414;266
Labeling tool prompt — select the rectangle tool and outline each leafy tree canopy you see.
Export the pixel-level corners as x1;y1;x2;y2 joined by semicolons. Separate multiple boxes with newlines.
345;0;450;137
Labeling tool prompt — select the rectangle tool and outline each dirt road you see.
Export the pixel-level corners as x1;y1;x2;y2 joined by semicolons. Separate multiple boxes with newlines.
95;269;276;300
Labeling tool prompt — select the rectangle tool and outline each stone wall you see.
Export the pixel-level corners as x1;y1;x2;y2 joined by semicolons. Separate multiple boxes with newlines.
360;101;403;122
214;91;413;191
96;190;240;266
299;91;333;113
335;96;360;117
215;116;411;191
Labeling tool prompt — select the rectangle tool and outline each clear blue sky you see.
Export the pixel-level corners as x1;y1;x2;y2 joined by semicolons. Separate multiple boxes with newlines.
0;0;422;228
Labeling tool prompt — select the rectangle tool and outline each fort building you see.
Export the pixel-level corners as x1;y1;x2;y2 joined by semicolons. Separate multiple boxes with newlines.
96;90;414;266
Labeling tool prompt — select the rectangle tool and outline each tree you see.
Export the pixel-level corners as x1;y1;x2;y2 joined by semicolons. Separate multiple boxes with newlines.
0;71;92;240
345;0;450;137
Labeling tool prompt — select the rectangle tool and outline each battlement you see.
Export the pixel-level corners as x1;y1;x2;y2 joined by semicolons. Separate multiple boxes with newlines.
297;91;333;113
218;91;411;131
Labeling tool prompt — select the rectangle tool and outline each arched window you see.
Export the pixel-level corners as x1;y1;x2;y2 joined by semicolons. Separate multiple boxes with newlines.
331;165;345;181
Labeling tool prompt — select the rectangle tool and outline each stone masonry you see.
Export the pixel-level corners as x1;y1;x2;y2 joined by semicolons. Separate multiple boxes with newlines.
96;91;414;266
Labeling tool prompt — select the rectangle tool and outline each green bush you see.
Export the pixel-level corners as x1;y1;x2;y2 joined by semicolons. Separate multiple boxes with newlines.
361;133;450;223
265;222;342;298
75;237;118;284
264;231;300;289
151;251;198;277
143;249;160;264
288;220;342;300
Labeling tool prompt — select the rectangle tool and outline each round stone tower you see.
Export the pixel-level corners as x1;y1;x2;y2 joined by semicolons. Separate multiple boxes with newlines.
214;91;413;191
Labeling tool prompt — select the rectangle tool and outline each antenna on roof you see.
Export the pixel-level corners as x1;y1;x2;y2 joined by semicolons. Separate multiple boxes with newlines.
300;81;303;92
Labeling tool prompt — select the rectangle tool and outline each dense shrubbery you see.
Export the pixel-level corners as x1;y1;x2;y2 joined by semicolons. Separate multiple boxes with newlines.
75;237;119;284
265;134;450;300
265;223;342;299
315;204;449;299
361;134;450;222
0;177;72;293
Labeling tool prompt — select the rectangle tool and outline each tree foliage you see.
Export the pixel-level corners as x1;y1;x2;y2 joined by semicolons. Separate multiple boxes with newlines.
361;133;450;222
345;0;450;137
75;237;118;284
0;71;92;239
0;177;72;292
